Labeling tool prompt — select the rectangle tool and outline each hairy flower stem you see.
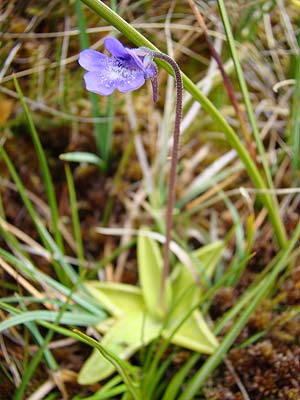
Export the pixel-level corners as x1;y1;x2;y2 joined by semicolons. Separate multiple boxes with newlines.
152;52;183;302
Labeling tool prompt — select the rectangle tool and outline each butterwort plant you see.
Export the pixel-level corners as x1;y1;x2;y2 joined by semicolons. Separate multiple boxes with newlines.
79;37;183;305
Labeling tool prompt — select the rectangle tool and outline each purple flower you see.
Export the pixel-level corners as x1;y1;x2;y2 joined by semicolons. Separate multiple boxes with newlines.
79;37;158;98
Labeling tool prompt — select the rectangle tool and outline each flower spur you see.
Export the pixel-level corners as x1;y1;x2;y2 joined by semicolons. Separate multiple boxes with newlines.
79;37;158;100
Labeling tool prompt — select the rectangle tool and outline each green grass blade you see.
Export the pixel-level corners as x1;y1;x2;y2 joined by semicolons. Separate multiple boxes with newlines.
102;121;136;225
1;296;56;305
3;301;57;370
0;248;105;318
217;0;274;191
0;194;31;261
39;320;95;339
73;329;141;400
13;77;65;257
143;356;172;400
76;384;126;400
64;163;84;273
89;239;136;279
220;194;255;286
213;277;265;336
13;287;81;400
60;151;106;169
214;244;299;335
177;164;243;209
75;0;113;163
74;376;125;400
161;353;199;400
0;199;57;371
0;146;78;284
0;306;104;331
290;49;300;174
79;0;287;248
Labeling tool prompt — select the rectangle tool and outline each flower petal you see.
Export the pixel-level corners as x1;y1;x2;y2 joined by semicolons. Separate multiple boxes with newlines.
78;49;108;71
116;73;145;93
104;37;129;58
127;49;146;71
83;72;115;96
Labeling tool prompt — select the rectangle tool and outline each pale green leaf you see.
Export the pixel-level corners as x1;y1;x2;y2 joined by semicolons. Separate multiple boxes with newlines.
73;329;139;399
59;152;105;169
85;282;145;318
78;313;161;384
192;240;225;278
165;310;218;354
0;309;103;331
171;240;225;317
137;233;172;319
171;265;200;314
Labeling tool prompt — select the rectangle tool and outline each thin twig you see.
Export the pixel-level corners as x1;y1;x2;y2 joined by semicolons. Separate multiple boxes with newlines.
224;357;251;400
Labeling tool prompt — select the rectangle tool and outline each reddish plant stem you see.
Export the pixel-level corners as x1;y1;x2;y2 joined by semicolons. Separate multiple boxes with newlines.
187;0;258;164
152;51;183;301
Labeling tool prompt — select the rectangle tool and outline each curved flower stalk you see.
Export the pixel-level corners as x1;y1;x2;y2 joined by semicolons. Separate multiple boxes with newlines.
79;37;183;298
